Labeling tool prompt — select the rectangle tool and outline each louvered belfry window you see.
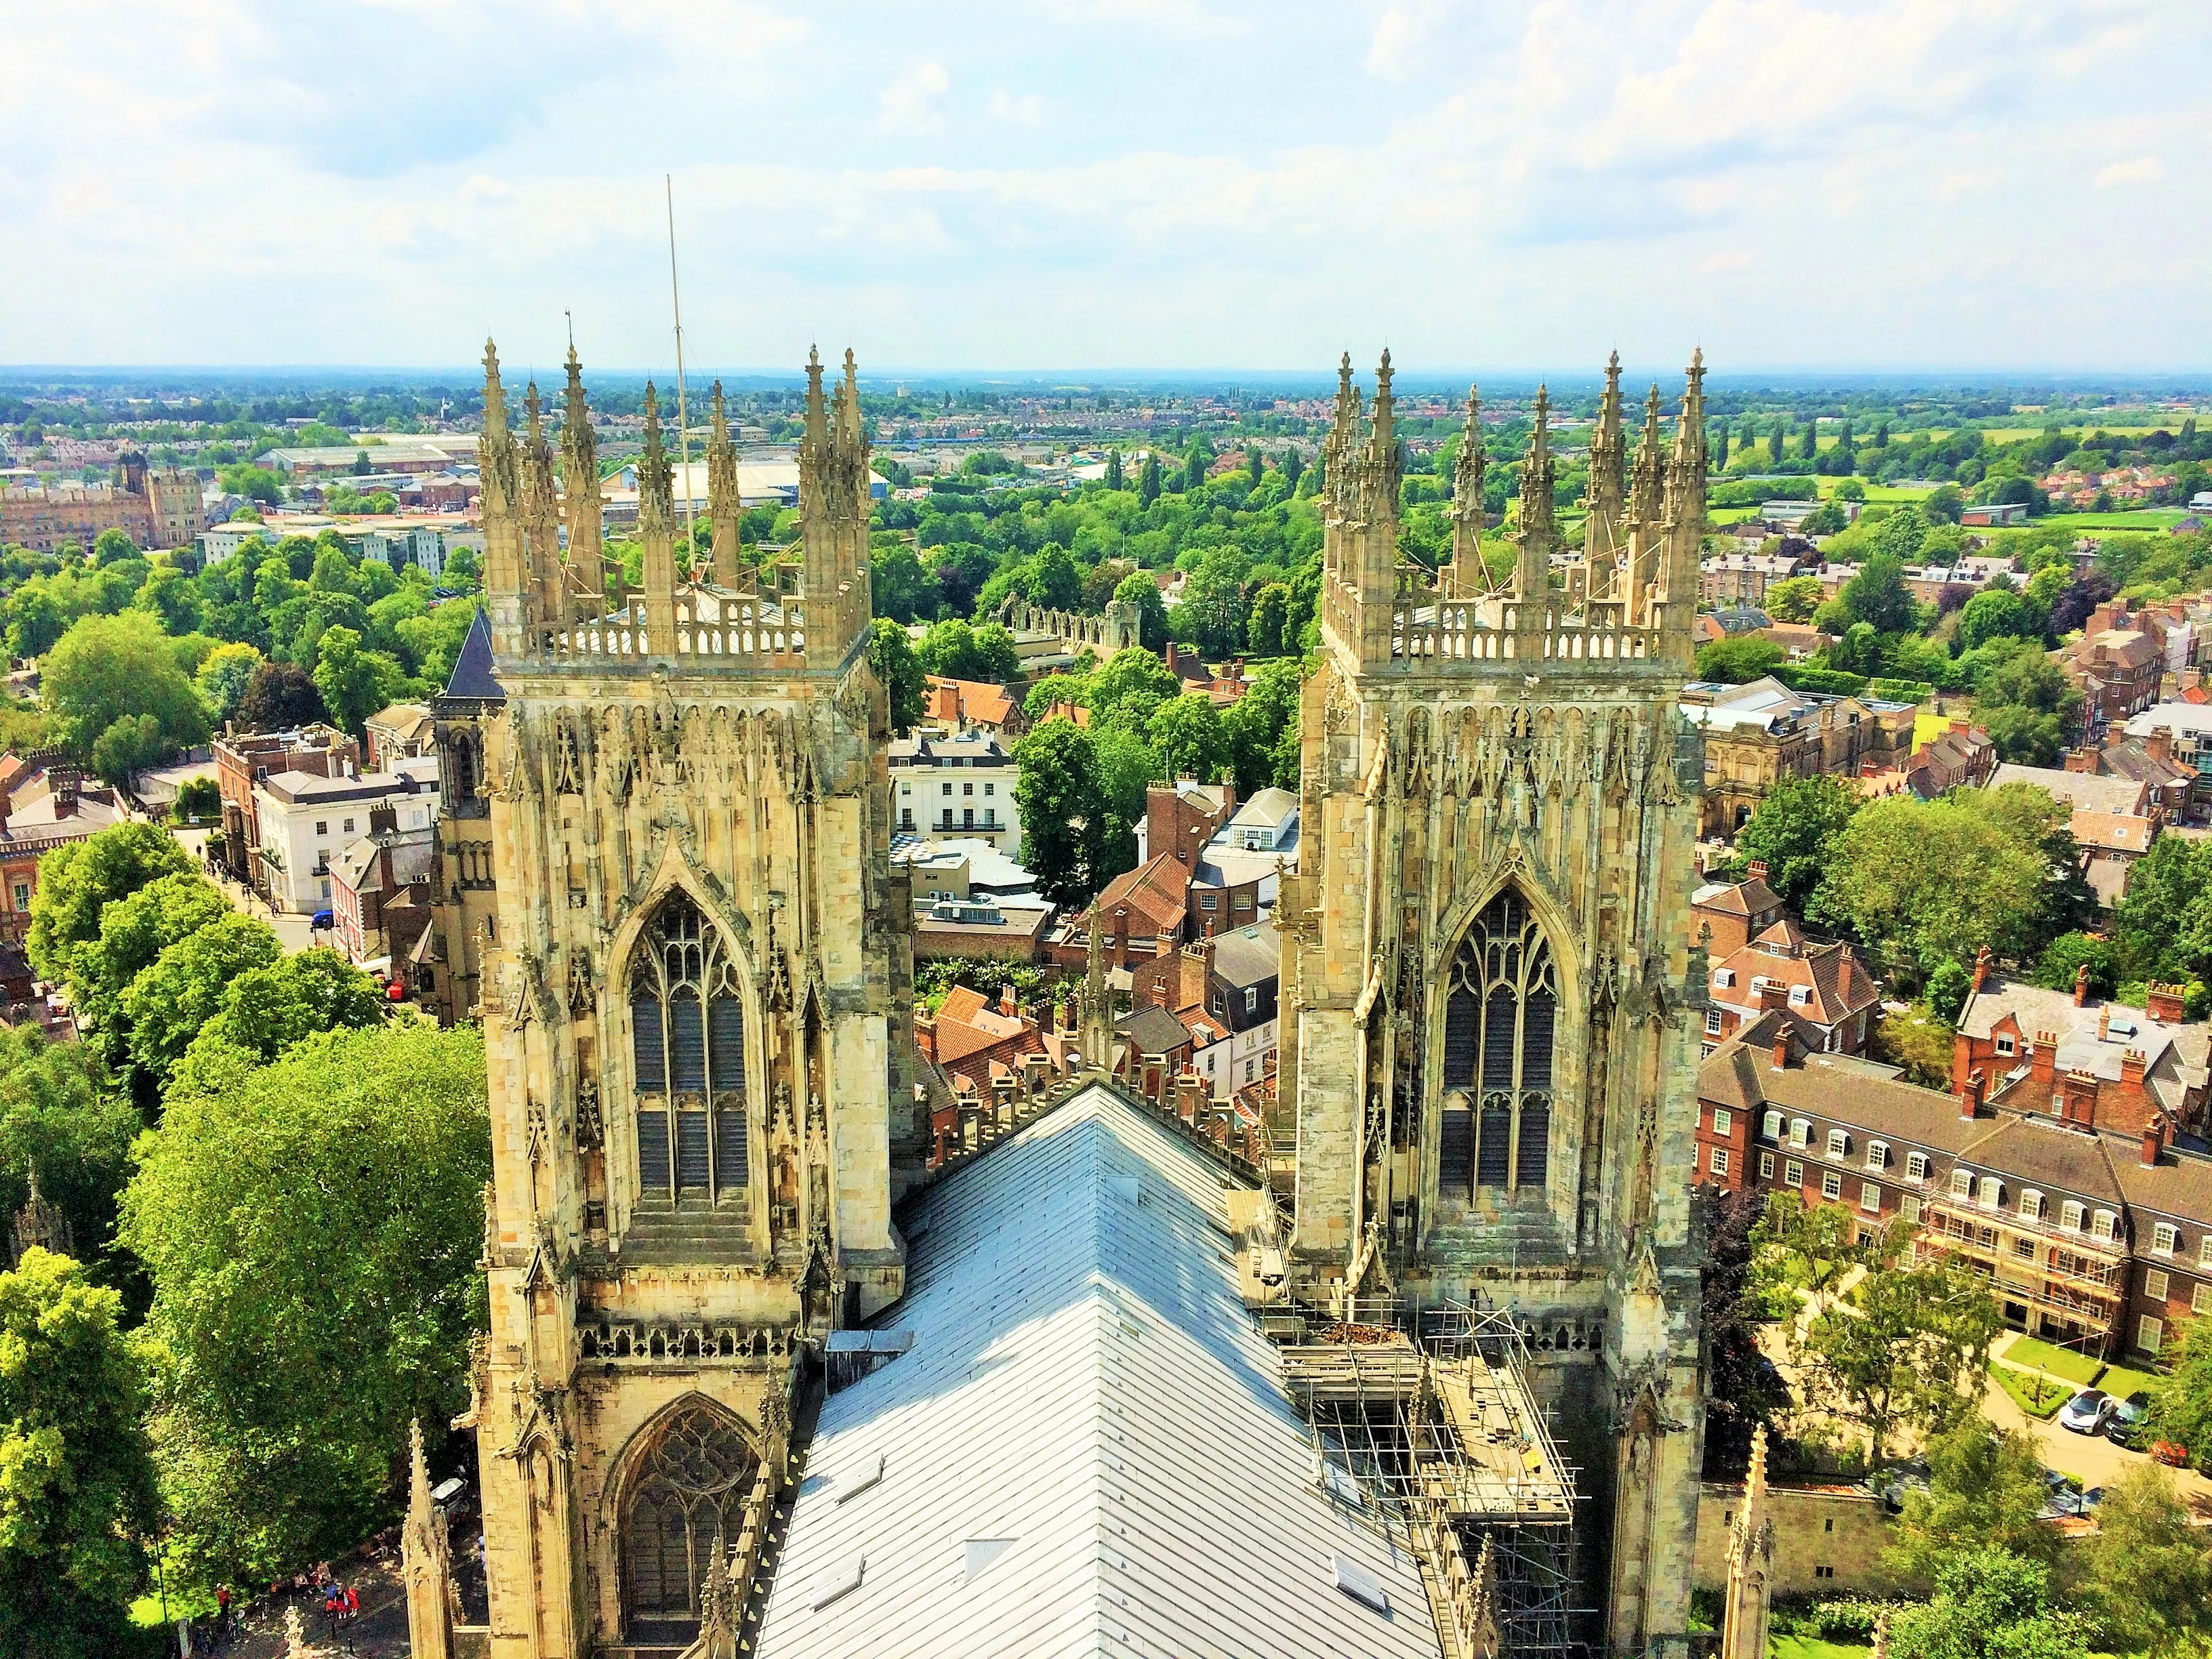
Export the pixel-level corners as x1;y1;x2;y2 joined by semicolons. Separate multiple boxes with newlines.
628;894;750;1206
1437;890;1557;1197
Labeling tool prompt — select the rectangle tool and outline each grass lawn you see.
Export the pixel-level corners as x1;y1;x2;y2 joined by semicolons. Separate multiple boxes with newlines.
1772;1637;1870;1659
1994;1364;2070;1419
2005;1335;2104;1386
2099;1361;2162;1399
2051;510;2188;530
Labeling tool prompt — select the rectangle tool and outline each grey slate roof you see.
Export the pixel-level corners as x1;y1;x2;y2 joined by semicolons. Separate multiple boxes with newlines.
754;1084;1441;1659
441;606;505;702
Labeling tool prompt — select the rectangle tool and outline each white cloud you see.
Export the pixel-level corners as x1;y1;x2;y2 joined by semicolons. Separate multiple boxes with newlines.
0;0;2207;369
2095;155;2165;188
878;60;951;134
989;88;1046;127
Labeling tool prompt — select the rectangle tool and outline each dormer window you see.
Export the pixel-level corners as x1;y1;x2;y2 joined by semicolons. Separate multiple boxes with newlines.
1994;1034;2017;1057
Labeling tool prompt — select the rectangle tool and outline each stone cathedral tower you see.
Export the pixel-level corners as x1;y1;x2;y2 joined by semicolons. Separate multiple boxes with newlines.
461;341;915;1656
1275;350;1713;1656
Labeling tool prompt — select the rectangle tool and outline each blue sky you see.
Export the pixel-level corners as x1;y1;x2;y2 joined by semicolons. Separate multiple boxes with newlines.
3;1;2207;373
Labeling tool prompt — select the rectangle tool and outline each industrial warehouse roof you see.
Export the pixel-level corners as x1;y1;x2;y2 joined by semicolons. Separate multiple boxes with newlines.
754;1082;1441;1659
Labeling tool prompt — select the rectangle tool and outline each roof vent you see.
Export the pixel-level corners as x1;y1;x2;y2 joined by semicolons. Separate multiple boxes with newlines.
1333;1553;1390;1615
809;1554;866;1611
2108;1017;2137;1038
832;1454;885;1503
964;1538;1017;1581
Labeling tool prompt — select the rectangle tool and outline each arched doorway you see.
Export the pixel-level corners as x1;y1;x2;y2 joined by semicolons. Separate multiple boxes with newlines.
620;1401;758;1632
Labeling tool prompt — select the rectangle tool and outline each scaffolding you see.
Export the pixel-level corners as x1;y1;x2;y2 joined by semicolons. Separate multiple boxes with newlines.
1273;1296;1589;1659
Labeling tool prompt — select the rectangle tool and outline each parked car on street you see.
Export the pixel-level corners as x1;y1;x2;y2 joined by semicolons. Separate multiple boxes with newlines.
2057;1389;2116;1435
2107;1392;2151;1449
2152;1439;2190;1468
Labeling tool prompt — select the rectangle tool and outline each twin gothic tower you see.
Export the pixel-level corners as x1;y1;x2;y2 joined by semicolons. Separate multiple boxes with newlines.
453;342;1710;1658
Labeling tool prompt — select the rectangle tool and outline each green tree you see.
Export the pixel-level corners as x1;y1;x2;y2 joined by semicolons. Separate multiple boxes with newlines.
39;611;209;767
232;659;327;731
1247;581;1291;657
1111;571;1168;651
1955;588;2040;653
916;619;1019;683
1752;1191;1865;1306
2027;930;2116;1000
2145;1314;2212;1468
122;1023;491;1586
1877;508;1929;564
1694;636;1784;684
68;870;230;1071
183;948;387;1072
1763;575;1825;623
1768;422;1786;467
1817;794;2051;984
0;1248;158;1658
1925;959;1973;1025
870;545;934;625
1222;659;1300;798
1147;693;1230;783
1791;1248;2001;1462
26;821;194;991
2110;835;2212;987
390;598;481;691
120;912;283;1092
194;640;265;723
1889;1549;2094;1659
1021;672;1091;722
1090;716;1157;881
310;623;405;736
1885;1412;2059;1586
1841;550;1916;634
1088;645;1181;729
0;1028;140;1288
1175;546;1251;657
1013;718;1107;909
868;617;925;737
2073;1463;2212;1656
1104;449;1124;492
1980;704;2064;766
91;527;139;566
1731;775;1860;916
1138;452;1162;509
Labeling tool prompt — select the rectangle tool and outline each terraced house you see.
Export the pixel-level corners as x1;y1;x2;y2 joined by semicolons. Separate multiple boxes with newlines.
1698;1002;2212;1363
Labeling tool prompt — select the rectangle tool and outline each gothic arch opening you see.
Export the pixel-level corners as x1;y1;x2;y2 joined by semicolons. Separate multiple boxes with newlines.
628;893;750;1209
618;1400;758;1629
1436;888;1557;1200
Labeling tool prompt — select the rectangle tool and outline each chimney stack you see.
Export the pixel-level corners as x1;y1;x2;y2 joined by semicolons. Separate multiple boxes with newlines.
2030;1030;2058;1084
1746;859;1769;885
1971;945;1994;993
2121;1048;2147;1088
1961;1067;1986;1120
2061;1068;2098;1129
1759;979;1789;1012
2143;1119;2167;1168
1771;1023;1791;1071
2146;727;2174;764
916;1009;937;1063
2146;982;2188;1023
2073;962;2091;1008
1000;982;1017;1019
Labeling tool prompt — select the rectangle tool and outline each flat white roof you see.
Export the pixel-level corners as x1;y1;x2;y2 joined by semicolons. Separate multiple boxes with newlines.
755;1084;1441;1659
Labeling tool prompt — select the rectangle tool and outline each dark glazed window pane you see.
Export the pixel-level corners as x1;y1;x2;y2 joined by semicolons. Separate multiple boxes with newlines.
675;1109;710;1188
1523;989;1557;1088
1477;1103;1511;1187
636;1109;670;1192
714;1106;749;1191
1443;987;1479;1088
670;995;706;1094
632;998;666;1094
1439;1105;1473;1195
1517;1097;1551;1187
709;996;746;1092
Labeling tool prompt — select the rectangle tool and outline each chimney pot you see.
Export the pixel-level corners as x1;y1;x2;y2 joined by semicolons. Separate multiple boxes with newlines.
1746;859;1769;884
2122;1047;2147;1088
2073;962;2091;1007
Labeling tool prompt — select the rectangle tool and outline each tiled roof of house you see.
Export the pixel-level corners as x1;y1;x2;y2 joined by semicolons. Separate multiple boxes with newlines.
1092;853;1190;935
1988;765;2149;817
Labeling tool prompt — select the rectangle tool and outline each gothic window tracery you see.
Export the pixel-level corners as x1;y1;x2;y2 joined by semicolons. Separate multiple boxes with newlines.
620;1403;756;1622
1437;890;1557;1197
629;895;750;1206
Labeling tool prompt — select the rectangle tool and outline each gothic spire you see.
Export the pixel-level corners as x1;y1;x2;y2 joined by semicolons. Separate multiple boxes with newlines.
803;344;828;451
637;382;678;644
560;344;604;602
1630;382;1665;526
1450;384;1489;594
1513;385;1556;619
707;379;743;588
638;382;672;532
1368;348;1395;457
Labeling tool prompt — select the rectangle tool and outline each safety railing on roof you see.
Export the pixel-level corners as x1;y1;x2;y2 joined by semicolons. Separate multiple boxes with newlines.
538;592;809;668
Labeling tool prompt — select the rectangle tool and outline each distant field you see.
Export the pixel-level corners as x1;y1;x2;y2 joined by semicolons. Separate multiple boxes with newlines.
1981;424;2182;443
2053;510;2188;530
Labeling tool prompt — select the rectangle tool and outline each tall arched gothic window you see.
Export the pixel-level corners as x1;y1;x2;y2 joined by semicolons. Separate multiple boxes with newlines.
1436;890;1557;1198
621;1404;757;1623
630;895;750;1206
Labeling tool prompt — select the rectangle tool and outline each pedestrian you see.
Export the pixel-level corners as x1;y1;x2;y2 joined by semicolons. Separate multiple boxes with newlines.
344;1584;359;1622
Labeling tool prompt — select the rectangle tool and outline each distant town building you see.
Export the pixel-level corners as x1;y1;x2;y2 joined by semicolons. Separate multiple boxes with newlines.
0;755;123;946
0;451;203;553
1681;676;1915;837
888;728;1021;852
253;756;438;915
213;724;361;899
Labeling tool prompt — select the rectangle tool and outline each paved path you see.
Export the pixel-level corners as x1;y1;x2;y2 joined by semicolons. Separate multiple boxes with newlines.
1976;1338;2212;1507
169;824;324;955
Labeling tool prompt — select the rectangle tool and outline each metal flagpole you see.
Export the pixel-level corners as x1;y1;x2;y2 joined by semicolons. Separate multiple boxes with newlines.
665;173;697;567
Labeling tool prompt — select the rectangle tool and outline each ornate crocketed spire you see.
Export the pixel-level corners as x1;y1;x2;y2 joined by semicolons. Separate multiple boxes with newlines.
638;382;672;532
560;344;605;605
840;347;864;444
636;382;679;647
1587;350;1628;565
1368;347;1396;461
1629;382;1665;528
706;380;742;588
802;344;828;452
1449;384;1489;594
